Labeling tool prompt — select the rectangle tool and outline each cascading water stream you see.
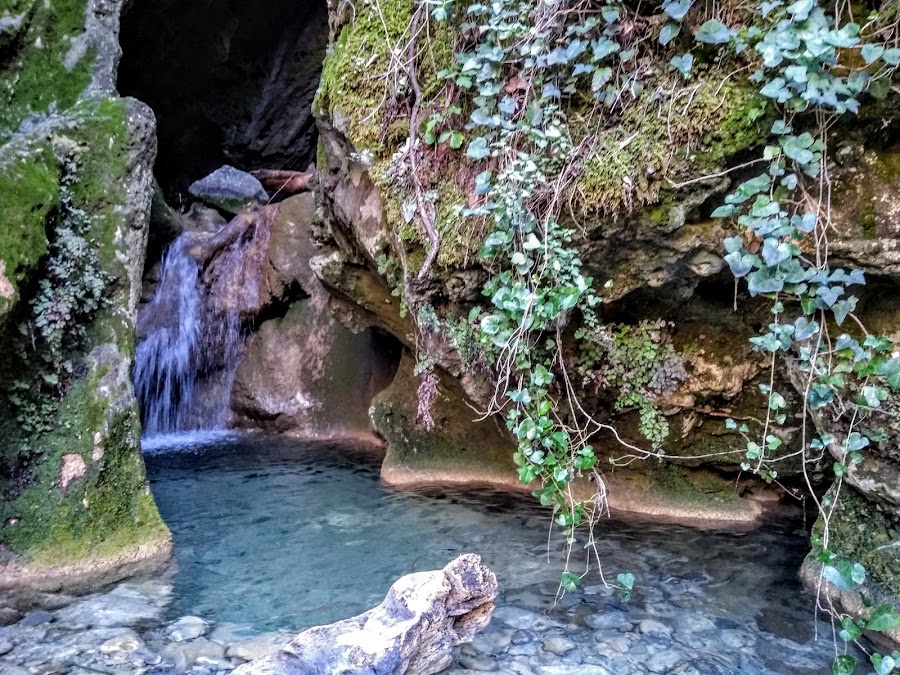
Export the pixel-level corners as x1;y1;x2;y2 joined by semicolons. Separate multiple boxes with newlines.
134;241;203;435
134;236;245;437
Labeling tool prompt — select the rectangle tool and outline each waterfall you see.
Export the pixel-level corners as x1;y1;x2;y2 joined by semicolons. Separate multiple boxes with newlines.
134;238;244;436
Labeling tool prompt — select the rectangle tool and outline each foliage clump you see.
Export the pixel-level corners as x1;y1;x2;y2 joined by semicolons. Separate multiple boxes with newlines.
6;154;110;434
576;320;686;449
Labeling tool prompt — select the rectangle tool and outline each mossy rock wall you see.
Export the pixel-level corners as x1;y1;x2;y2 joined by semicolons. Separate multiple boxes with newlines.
312;0;900;543
0;0;171;605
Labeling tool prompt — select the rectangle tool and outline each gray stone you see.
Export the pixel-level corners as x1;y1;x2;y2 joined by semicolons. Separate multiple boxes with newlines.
54;586;163;629
166;615;210;642
537;667;610;675
646;648;685;673
492;607;561;631
99;632;145;655
188;166;270;214
0;638;13;656
226;634;288;662
0;665;30;675
232;554;497;675
457;653;499;671
0;608;22;626
161;638;226;671
638;619;672;638
584;611;628;631
511;630;531;645
19;610;53;627
470;629;513;655
541;636;576;656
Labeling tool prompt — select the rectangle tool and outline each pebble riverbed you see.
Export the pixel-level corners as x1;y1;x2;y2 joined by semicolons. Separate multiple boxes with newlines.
0;434;867;674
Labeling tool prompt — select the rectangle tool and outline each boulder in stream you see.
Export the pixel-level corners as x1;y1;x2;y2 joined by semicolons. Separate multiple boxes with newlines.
188;165;270;214
232;554;498;675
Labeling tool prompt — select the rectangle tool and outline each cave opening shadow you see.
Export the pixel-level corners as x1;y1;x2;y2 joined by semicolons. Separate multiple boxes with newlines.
118;0;329;203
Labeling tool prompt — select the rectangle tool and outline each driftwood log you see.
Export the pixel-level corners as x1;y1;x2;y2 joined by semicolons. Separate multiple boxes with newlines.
233;554;498;675
251;169;315;195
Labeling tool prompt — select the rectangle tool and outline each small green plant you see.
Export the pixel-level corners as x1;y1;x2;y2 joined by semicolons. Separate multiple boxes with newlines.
6;155;110;433
576;320;685;449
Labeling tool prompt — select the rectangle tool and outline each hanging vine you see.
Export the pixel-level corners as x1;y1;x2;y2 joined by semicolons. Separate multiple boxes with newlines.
363;0;900;669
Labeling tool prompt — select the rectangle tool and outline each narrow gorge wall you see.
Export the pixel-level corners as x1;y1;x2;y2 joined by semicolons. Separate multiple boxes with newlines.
0;0;170;608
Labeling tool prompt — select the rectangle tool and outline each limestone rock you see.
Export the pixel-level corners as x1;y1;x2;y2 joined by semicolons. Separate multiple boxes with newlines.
373;351;521;492
233;554;498;675
188;165;270;214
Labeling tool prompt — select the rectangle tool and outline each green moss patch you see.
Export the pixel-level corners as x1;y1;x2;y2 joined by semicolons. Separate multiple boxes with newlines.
1;373;168;566
817;487;900;597
0;140;57;312
570;68;770;216
0;0;95;133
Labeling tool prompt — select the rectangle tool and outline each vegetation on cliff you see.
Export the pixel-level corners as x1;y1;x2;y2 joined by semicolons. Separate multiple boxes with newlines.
317;0;900;667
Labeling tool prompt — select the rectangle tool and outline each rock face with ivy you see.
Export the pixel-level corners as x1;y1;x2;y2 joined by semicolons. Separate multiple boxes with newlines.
0;0;170;609
312;0;900;656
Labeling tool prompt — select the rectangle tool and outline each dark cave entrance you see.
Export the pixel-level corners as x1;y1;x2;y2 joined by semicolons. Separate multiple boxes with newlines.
117;0;329;204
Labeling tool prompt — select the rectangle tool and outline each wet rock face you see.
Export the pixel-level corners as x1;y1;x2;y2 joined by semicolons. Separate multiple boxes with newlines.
118;0;328;198
229;194;400;439
232;554;498;675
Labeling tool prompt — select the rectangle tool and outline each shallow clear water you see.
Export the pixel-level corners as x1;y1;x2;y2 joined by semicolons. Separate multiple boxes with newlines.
144;433;861;673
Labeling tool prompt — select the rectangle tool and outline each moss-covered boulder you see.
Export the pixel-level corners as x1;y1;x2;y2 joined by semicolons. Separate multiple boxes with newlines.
0;97;172;609
0;0;170;608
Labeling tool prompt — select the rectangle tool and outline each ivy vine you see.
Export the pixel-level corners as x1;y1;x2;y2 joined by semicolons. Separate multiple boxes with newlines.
397;0;900;668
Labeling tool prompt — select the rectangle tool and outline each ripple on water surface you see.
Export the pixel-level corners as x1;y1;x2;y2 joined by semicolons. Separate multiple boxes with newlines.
145;434;863;673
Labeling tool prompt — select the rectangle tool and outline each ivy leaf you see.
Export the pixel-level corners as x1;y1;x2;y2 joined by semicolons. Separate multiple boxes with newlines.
839;617;862;643
794;317;819;341
809;383;834;409
832;297;857;325
878;357;900;391
883;48;900;65
867;604;900;632
771;120;792;135
846;432;870;452
872;654;898;675
663;0;693;21
724;236;744;253
861;43;885;65
659;22;681;46
761;238;793;266
670;53;694;78
859;385;888;409
760;78;790;102
712;204;738;218
561;571;580;592
480;314;504;336
748;267;784;295
787;0;814;20
467;136;490;160
601;6;620;23
832;655;856;675
616;572;635;590
695;19;734;44
824;563;855;591
725;251;756;277
760;0;782;15
591;67;613;92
